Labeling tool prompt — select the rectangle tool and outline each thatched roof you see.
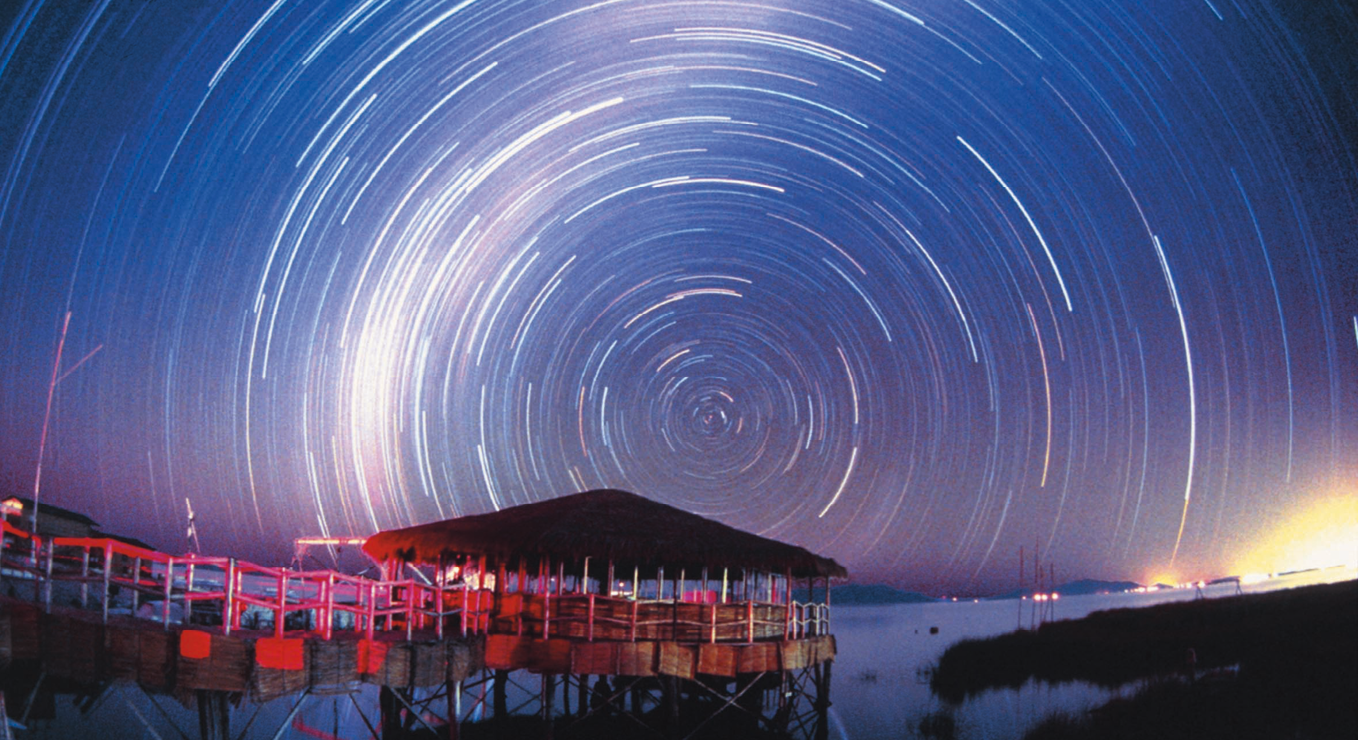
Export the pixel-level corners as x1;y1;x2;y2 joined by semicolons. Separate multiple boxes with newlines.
363;489;846;579
3;496;99;526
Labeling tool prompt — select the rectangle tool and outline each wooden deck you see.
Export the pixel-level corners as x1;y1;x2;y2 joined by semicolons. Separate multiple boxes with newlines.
0;597;485;703
2;596;833;700
1;509;839;737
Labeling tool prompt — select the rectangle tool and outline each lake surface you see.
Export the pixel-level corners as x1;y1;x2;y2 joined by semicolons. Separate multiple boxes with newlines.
827;566;1358;740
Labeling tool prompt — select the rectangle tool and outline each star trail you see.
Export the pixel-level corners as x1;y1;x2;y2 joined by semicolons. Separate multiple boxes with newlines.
1;0;1354;593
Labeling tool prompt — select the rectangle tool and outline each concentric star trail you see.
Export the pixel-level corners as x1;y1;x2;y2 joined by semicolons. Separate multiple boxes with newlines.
1;0;1354;592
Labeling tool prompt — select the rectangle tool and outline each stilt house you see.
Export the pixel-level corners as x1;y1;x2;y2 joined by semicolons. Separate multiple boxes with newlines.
363;489;844;673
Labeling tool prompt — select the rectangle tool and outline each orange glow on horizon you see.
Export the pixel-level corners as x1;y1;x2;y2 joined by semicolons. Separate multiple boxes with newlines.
1232;493;1358;576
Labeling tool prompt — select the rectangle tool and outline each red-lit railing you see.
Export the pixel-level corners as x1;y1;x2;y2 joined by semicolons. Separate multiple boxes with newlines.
3;520;831;644
0;520;487;640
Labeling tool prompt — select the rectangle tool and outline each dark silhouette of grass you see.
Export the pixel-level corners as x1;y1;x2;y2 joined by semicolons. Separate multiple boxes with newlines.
930;579;1357;739
917;709;957;739
1021;668;1356;740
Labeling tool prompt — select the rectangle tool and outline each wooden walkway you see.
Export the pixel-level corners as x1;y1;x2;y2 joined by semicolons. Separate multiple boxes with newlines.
1;520;836;738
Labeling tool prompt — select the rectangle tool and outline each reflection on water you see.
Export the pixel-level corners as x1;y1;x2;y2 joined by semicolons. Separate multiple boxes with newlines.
828;566;1356;740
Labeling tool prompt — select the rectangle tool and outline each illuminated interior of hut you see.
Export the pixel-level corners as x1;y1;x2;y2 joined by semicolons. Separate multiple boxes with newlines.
362;489;846;644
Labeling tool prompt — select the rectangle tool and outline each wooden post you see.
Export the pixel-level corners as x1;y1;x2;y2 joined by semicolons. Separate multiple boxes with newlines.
544;574;552;640
541;673;555;740
323;573;334;640
80;547;90;608
0;690;13;740
275;570;287;638
784;568;792;640
406;576;415;641
721;568;729;604
131;555;141;615
446;680;461;740
163;556;174;629
775;670;791;733
746;600;755;643
436;554;445;640
42;541;53;613
379;686;402;740
562;672;571;716
736;673;763;731
587;593;595;642
814;660;833;740
825;575;832;634
2;534;11;597
477;554;486;635
607;561;615;597
102;542;113;624
459;580;468;638
234;565;244;631
223;558;235;636
196;690;230;740
582;556;590;594
663;675;680;739
29;536;39;603
365;580;377;641
493;669;509;725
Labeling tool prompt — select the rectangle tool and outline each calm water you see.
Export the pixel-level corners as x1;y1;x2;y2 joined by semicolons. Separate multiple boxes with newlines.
14;566;1354;739
828;566;1358;740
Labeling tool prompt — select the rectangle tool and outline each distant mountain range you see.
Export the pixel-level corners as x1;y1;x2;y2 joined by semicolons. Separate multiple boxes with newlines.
987;578;1143;601
799;583;938;605
800;578;1146;605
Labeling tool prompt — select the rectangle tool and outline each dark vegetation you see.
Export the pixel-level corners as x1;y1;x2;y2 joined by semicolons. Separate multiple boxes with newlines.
932;579;1357;739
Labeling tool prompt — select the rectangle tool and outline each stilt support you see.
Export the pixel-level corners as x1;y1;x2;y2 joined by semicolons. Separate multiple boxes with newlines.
196;690;229;740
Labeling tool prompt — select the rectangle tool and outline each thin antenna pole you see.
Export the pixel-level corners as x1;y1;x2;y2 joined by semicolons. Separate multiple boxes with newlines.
1049;563;1056;622
32;312;72;536
185;498;202;553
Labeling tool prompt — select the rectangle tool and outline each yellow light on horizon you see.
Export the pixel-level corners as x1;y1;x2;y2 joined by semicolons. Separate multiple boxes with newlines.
1233;494;1358;575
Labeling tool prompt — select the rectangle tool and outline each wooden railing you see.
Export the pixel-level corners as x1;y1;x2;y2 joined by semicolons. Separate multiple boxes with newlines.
790;600;831;639
3;520;832;645
498;592;803;644
1;520;487;640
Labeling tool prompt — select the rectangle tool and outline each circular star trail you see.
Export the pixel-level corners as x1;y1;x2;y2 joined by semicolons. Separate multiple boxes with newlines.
1;0;1354;591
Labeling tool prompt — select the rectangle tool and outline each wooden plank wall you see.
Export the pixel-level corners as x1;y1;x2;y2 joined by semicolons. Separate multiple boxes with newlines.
2;598;831;706
484;632;836;678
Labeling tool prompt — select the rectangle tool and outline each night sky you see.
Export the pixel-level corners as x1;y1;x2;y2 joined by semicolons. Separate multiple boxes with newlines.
2;0;1354;594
